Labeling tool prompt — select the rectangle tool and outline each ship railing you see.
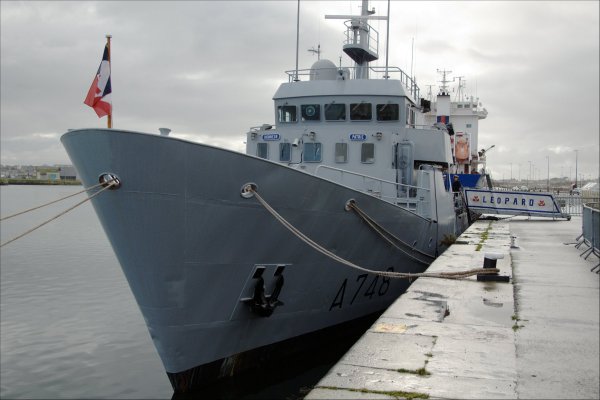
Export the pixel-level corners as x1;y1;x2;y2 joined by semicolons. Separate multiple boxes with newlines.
284;66;419;100
314;165;431;215
342;19;379;59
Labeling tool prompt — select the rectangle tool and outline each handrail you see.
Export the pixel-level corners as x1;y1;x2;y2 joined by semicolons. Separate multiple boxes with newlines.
314;165;430;192
283;65;420;100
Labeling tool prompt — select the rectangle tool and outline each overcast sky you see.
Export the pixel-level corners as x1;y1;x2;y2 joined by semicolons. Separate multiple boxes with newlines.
1;1;599;182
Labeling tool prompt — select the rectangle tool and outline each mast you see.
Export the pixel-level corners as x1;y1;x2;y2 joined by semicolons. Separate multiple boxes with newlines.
106;34;112;128
294;0;300;82
437;68;452;95
384;0;391;79
325;0;386;79
455;76;465;102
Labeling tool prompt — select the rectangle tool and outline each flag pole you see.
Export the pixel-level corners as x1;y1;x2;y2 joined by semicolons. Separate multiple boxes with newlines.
106;34;112;128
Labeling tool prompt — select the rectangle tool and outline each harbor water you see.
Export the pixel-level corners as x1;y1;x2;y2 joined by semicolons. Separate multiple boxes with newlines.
0;185;368;399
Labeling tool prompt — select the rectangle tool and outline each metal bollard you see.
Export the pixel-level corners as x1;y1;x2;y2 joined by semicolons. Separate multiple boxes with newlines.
477;252;510;282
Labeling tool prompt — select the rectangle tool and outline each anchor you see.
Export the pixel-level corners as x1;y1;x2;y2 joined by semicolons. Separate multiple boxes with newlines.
242;265;286;317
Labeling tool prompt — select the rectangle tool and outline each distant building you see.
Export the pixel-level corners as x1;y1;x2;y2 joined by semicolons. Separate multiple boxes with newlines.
1;164;79;181
37;170;61;180
59;165;78;181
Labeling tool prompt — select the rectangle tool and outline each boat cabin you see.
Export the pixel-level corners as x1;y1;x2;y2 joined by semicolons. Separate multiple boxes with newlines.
245;60;453;206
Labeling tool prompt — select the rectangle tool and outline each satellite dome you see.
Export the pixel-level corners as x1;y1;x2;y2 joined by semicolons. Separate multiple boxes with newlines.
309;59;337;81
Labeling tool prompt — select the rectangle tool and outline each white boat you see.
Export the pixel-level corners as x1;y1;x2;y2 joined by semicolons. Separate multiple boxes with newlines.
61;1;477;392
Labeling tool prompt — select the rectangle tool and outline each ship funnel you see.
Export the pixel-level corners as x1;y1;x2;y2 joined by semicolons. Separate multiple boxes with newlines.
159;128;171;136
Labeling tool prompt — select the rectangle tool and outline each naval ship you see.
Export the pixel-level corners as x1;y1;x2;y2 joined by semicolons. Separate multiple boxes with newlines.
61;1;483;392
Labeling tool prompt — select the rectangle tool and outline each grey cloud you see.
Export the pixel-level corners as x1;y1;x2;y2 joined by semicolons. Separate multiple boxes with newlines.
0;1;598;180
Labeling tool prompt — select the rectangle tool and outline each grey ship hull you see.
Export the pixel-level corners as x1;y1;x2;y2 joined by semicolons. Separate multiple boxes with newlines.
61;128;438;391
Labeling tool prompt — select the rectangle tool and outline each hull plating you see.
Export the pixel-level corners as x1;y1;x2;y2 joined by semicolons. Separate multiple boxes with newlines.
61;129;437;384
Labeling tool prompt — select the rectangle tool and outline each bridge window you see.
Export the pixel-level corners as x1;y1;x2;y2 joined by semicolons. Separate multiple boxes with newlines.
257;143;268;159
350;103;372;120
304;142;322;162
361;143;374;163
278;105;297;123
376;104;399;121
301;104;321;121
279;143;291;161
325;103;346;120
335;143;348;163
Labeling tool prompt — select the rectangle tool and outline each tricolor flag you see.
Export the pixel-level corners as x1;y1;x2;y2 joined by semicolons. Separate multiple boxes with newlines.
84;42;112;119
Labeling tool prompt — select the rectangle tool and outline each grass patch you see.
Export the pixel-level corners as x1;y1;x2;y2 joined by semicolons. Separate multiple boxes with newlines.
511;313;527;330
475;222;493;251
397;367;431;376
318;386;429;399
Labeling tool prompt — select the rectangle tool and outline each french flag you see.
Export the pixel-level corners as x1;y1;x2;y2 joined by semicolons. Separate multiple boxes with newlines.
84;43;112;118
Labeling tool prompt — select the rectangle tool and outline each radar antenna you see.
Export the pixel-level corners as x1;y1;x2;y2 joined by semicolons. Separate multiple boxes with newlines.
308;44;321;60
436;69;453;95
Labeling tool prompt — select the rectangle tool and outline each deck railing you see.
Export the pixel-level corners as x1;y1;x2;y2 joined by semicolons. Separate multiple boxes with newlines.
284;66;419;100
314;165;431;215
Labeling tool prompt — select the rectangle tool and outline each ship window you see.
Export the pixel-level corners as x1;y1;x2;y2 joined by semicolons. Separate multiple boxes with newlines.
361;143;375;163
405;106;416;126
335;143;348;163
325;103;346;120
303;142;322;162
350;103;372;120
279;142;291;161
376;104;399;121
466;123;472;128
465;104;471;109
301;104;321;121
257;143;268;159
457;104;463;108
277;105;297;123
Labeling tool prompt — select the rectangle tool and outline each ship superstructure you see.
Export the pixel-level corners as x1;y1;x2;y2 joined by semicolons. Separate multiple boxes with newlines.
419;69;490;186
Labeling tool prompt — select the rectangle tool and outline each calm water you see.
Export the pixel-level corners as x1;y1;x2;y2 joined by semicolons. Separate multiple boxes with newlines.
0;185;366;399
1;185;173;399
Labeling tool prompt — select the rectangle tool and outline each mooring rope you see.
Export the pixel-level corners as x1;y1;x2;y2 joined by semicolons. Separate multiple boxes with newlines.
0;181;115;248
346;200;434;265
0;181;107;222
248;187;499;280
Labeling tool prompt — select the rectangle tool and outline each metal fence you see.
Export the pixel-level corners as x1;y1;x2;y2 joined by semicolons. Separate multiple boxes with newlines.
582;203;599;251
579;202;599;272
554;195;600;216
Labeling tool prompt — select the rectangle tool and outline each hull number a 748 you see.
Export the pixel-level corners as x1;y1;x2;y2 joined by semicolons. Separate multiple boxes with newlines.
329;267;394;311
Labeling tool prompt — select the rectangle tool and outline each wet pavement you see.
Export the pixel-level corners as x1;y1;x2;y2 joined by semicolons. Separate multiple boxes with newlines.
306;216;599;399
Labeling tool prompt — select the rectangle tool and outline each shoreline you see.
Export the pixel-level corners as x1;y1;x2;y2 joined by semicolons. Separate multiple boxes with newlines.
0;179;82;186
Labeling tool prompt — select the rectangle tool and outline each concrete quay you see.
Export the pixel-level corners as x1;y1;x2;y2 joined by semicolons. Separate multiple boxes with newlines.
306;216;599;399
